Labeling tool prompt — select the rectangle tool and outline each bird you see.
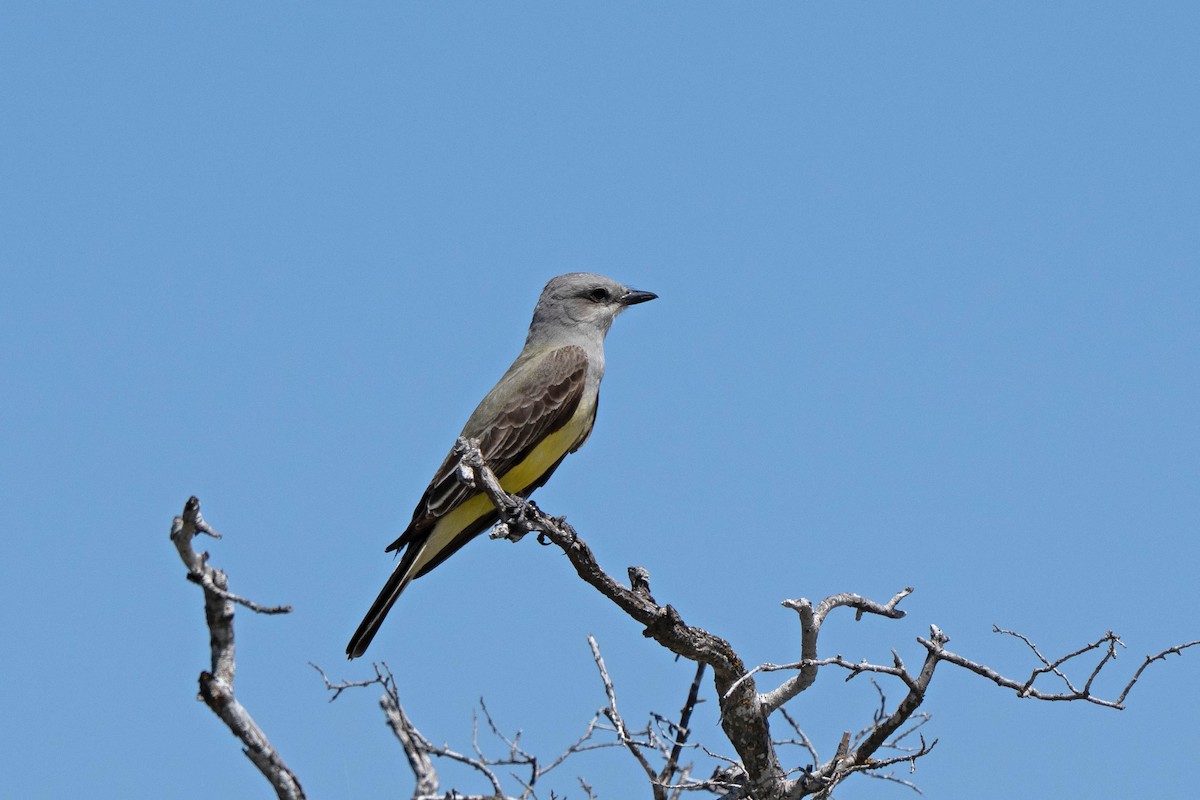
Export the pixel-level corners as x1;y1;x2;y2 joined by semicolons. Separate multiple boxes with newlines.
347;272;656;658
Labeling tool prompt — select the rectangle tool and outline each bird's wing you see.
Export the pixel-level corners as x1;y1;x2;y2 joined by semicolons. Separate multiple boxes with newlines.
386;344;589;553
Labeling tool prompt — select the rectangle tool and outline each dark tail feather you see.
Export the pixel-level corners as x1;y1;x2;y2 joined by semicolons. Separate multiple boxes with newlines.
346;546;423;659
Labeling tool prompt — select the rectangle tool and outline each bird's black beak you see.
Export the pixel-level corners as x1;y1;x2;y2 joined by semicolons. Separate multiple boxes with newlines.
620;288;658;306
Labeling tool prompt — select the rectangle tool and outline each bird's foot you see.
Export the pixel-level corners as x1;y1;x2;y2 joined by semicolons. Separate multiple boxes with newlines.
535;515;577;547
510;496;543;533
491;496;543;543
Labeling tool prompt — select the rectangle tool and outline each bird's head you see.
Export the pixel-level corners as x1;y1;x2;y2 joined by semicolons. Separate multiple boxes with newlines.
529;273;657;340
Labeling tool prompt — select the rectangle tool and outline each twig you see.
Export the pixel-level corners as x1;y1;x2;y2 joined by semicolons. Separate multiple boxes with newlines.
169;496;305;800
792;628;946;798
659;661;706;791
588;635;662;797
776;708;820;766
759;588;911;714
380;687;441;798
1114;640;1200;706
310;661;385;702
929;630;1200;710
317;656;624;800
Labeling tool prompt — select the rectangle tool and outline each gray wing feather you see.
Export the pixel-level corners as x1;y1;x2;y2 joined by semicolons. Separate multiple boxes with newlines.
385;345;589;553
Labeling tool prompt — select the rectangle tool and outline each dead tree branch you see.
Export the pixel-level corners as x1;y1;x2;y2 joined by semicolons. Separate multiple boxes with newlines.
314;659;631;800
314;633;725;800
759;589;912;713
921;629;1200;710
589;634;662;794
456;438;785;798
450;438;1196;800
169;496;305;800
170;459;1194;799
659;660;708;797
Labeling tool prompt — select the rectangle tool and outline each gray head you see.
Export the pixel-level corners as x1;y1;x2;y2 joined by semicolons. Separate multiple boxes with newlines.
526;273;656;345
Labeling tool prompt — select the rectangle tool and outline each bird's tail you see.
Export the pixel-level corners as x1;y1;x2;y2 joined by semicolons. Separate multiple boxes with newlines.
346;543;425;659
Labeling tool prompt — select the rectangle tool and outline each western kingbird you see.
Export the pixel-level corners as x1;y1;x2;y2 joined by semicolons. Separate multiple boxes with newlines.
347;273;656;658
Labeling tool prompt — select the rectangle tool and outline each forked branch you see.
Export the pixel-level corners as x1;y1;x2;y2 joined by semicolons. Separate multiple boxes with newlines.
169;497;305;800
453;439;1196;800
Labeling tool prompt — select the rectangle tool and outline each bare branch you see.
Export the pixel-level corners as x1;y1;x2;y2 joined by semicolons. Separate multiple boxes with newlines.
861;769;924;795
787;628;946;798
310;661;386;702
814;588;912;626
659;661;706;791
760;588;912;713
1114;640;1200;706
169;496;305;800
318;654;629;800
886;712;933;753
589;635;662;796
926;629;1200;710
184;572;293;614
459;439;787;797
776;620;1194;798
379;686;440;798
447;440;1196;798
776;708;820;766
850;733;936;794
993;625;1119;697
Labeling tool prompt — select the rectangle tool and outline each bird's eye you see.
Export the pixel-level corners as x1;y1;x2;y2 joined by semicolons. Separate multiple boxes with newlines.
589;287;610;302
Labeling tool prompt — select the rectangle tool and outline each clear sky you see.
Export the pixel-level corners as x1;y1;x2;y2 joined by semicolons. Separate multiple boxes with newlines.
3;3;1198;799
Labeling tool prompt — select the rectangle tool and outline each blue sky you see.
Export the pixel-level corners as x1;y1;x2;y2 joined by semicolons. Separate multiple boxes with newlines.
3;3;1198;798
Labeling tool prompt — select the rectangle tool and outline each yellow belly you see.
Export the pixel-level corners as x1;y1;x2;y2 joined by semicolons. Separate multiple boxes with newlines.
410;399;594;575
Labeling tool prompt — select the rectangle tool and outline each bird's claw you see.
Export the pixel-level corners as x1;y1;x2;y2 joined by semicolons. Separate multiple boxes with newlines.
491;495;543;543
